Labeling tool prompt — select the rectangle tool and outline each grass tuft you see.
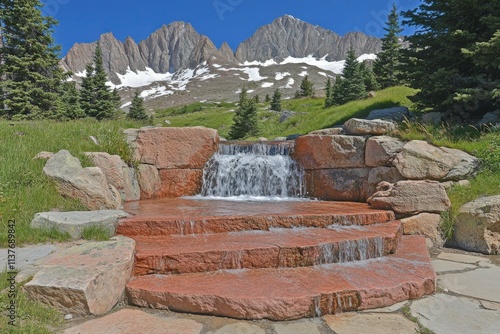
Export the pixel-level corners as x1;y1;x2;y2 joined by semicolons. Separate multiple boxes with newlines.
81;224;111;241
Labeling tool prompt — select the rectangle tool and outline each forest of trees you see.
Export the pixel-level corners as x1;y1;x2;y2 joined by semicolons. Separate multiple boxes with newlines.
0;0;498;123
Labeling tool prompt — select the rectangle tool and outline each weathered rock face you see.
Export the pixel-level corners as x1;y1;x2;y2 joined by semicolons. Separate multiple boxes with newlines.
343;118;396;136
365;136;405;167
137;164;161;199
130;127;219;199
454;195;500;255
367;107;412;122
135;127;219;169
31;210;129;239
306;169;370;201
294;135;367;169
86;152;140;202
308;128;344;136
43;150;122;210
367;167;405;197
394;140;480;181
401;213;444;247
235;15;381;63
24;236;135;316
367;180;451;215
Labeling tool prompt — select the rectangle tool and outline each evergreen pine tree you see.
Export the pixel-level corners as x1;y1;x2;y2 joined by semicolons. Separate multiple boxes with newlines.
254;95;260;104
299;75;314;97
373;4;403;88
324;77;334;108
0;0;66;119
332;48;366;105
360;62;380;92
60;82;85;119
128;91;148;120
270;89;282;111
80;43;120;120
265;94;271;103
228;87;259;140
401;0;500;116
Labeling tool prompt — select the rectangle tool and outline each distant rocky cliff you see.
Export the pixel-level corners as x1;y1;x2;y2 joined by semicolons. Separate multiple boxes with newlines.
61;15;381;85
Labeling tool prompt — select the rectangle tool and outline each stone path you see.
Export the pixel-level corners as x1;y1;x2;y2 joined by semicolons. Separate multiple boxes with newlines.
2;243;499;333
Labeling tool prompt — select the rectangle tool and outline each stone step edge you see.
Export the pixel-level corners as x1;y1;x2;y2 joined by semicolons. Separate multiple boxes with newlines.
126;236;436;321
132;221;402;275
117;211;395;237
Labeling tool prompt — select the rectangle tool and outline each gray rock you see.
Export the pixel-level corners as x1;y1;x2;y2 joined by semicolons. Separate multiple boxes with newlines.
279;110;297;123
410;294;500;334
31;210;129;239
0;245;56;272
214;323;265;334
218;42;238;63
343;118;396;136
367;180;451;215
308;127;344;135
431;259;476;273
24;236;135;316
33;151;54;160
324;313;418;334
437;252;491;265
365;136;405;167
367;166;405;197
454;195;500;255
235;15;381;63
477;109;500;127
366;106;412;122
274;321;321;334
43;150;122;210
421;112;443;125
274;137;287;141
401;213;444;247
394;140;479;181
86;152;140;202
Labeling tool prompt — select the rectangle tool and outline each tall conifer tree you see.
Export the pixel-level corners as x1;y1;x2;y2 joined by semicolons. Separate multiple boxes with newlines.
229;87;259;139
332;48;366;105
373;4;403;88
0;0;66;119
80;43;120;120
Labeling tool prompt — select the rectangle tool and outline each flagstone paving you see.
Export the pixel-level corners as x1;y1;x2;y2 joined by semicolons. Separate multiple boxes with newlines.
2;241;498;333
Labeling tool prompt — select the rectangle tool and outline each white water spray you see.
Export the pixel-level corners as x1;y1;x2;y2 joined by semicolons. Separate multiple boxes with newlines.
201;142;305;198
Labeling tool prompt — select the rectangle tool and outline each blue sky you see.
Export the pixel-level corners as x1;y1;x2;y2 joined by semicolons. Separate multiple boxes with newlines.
42;0;420;56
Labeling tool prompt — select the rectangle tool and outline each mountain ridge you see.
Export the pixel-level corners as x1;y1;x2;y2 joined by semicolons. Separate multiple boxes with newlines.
61;15;381;85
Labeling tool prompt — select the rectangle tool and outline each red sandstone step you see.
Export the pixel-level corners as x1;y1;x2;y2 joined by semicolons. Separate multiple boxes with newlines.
118;198;395;236
132;221;402;275
126;236;436;320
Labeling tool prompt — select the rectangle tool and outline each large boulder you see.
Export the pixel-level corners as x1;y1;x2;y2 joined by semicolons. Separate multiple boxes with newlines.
367;167;405;197
137;164;161;199
401;213;444;247
366;106;412;122
368;180;451;215
294;135;367;169
393;140;479;181
454;195;500;255
43;150;122;210
308;127;344;136
85;152;140;202
157;169;204;197
31;210;129;239
24;236;135;316
306;168;370;201
343;118;396;136
134;127;219;169
365;136;405;167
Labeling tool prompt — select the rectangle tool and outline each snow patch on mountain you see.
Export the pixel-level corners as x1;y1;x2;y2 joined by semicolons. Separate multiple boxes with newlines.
218;66;267;81
261;82;274;88
275;72;291;80
140;86;174;98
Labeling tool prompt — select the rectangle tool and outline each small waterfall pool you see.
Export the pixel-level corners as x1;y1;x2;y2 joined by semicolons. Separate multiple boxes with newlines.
191;141;307;201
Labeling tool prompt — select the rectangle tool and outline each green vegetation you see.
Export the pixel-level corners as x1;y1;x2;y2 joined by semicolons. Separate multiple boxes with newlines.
402;305;436;334
81;224;112;241
395;121;500;241
0;119;143;247
298;75;314;98
401;0;500;116
228;87;259;139
0;0;67;120
127;91;148;121
80;43;121;120
270;89;282;112
373;3;403;89
0;271;64;333
331;48;367;105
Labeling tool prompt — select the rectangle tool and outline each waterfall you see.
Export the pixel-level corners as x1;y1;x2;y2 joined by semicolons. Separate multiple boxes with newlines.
200;141;305;199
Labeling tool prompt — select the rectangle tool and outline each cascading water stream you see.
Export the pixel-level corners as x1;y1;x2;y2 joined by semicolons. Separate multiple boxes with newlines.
200;141;305;200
